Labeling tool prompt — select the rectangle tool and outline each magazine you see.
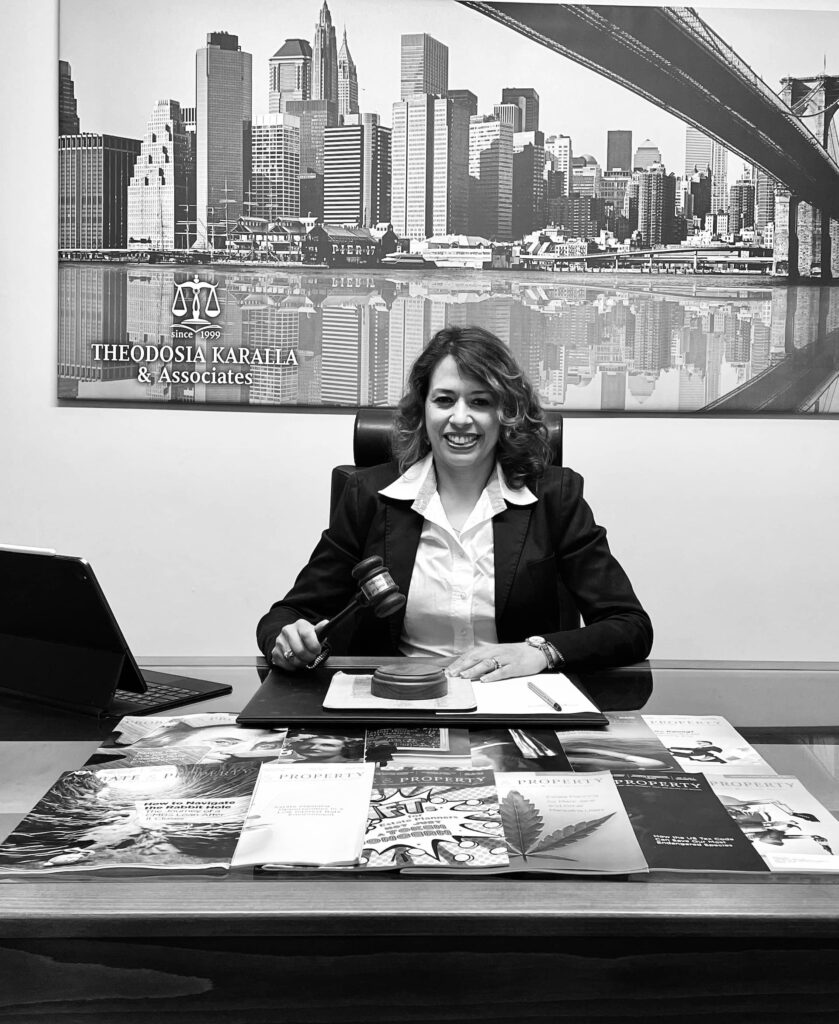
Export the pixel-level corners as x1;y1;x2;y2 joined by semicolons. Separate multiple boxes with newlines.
92;713;288;766
613;771;769;873
709;775;839;872
232;763;375;869
0;761;261;875
555;713;681;772
360;768;509;870
469;728;571;772
365;727;472;769
493;771;648;875
643;715;775;775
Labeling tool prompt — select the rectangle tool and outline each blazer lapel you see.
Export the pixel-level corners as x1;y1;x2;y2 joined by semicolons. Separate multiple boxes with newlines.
383;500;423;649
493;505;532;624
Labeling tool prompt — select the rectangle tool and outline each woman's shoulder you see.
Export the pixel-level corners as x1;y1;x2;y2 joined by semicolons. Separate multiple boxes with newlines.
345;461;402;494
534;464;585;497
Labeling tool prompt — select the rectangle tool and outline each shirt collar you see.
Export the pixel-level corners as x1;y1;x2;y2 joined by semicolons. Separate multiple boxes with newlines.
379;453;536;510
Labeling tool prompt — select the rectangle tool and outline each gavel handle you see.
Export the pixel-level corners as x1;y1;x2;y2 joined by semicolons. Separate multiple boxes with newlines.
314;595;363;641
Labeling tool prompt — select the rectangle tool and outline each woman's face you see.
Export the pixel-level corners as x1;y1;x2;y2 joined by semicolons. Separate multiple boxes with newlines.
292;737;348;760
424;355;500;480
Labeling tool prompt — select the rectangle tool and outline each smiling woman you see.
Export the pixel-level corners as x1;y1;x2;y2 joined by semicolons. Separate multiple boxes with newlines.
257;326;653;682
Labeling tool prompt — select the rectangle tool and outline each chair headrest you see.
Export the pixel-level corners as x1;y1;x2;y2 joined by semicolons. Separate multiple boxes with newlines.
352;407;563;467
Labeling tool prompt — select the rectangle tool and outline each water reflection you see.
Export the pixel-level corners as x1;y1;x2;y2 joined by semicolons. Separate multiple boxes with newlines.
57;265;839;413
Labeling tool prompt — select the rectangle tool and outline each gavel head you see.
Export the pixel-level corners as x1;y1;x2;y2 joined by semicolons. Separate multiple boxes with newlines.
351;556;407;619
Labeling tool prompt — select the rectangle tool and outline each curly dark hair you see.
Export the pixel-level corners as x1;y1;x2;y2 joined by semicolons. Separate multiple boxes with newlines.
391;326;552;488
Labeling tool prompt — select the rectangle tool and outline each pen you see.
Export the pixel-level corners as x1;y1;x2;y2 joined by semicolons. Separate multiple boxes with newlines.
527;681;563;712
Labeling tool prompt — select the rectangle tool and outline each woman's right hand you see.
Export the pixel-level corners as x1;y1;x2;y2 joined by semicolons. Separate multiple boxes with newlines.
270;619;328;671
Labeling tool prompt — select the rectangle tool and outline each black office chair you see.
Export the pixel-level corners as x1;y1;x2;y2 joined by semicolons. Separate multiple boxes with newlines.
330;407;563;520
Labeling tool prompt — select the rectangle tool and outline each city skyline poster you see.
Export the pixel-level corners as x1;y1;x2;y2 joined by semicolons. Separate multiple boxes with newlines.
58;0;839;414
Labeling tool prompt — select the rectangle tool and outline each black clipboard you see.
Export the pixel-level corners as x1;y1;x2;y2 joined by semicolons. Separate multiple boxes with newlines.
236;664;609;728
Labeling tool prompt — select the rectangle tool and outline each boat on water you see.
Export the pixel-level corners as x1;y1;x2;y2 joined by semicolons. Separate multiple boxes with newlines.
421;235;493;269
380;252;436;268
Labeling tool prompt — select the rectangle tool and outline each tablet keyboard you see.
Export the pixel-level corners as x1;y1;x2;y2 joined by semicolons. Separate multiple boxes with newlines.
113;681;207;714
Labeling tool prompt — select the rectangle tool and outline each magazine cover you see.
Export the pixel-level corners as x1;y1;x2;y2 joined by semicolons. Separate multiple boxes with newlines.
494;771;648;875
93;713;288;765
0;762;261;875
643;715;775;774
469;728;571;773
554;713;681;772
709;775;839;872
360;768;509;869
613;771;769;873
232;762;375;868
280;728;367;763
365;727;472;769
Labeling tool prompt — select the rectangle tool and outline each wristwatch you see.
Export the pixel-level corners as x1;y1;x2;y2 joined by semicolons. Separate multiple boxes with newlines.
525;635;564;671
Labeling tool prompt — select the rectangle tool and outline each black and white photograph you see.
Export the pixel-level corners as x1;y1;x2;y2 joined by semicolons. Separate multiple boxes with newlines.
57;0;839;412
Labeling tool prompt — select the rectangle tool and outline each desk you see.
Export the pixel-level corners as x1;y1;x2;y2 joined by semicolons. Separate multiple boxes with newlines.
3;659;839;1022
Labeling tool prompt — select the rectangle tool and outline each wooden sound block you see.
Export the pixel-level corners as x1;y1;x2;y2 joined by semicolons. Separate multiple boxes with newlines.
371;663;449;701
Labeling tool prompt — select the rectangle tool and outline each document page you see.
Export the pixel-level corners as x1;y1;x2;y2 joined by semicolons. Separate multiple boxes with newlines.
448;673;602;717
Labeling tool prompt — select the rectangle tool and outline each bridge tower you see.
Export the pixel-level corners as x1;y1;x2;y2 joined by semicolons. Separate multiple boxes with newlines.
774;76;839;280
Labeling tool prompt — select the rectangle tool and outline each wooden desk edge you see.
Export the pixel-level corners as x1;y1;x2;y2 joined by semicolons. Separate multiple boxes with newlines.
2;880;839;939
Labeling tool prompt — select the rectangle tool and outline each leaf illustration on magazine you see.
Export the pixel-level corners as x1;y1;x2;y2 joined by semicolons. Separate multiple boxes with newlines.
530;813;616;856
498;789;545;856
500;789;613;862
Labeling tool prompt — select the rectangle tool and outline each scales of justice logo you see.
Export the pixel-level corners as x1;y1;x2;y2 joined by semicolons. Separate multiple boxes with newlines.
171;276;221;334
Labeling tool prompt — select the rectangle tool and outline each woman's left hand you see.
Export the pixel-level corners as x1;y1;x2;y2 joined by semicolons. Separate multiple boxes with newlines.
448;643;547;682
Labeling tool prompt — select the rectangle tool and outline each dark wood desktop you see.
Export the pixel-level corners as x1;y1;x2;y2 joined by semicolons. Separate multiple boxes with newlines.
3;657;839;1021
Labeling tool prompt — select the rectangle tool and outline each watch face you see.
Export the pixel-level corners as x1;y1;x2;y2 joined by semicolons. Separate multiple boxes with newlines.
527;636;546;645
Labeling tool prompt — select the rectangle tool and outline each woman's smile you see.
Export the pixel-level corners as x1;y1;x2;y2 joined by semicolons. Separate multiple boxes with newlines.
425;355;500;478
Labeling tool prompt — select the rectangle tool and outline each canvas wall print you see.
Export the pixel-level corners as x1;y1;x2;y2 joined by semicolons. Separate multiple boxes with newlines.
58;0;839;413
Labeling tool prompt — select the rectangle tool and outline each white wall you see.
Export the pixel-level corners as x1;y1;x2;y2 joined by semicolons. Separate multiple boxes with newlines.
3;0;838;661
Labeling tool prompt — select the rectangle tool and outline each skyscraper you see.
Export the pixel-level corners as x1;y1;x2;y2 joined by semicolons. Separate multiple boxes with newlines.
250;115;300;219
447;90;477;234
58;60;80;134
501;88;539;132
337;28;359;117
323;114;390;227
285;98;338;217
545;135;572;197
755;169;776;235
636;164;676;247
684;126;713;175
606;130;631;172
195;32;252;249
729;177;756;232
469;115;513;240
127;100;189;249
710;140;729;214
512;130;545;237
401;34;448;98
391;94;435;239
312;1;338;103
391;35;458;240
269;39;311;114
633;139;661;170
59;134;141;249
493;103;522;133
324;120;363;225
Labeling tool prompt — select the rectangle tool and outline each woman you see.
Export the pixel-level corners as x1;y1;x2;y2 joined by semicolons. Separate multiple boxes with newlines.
256;326;652;680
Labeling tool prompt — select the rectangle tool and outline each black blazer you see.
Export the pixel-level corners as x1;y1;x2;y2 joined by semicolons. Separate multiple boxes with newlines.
256;462;653;669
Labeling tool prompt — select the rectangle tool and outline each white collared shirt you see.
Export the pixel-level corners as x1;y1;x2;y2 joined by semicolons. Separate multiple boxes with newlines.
379;454;536;658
